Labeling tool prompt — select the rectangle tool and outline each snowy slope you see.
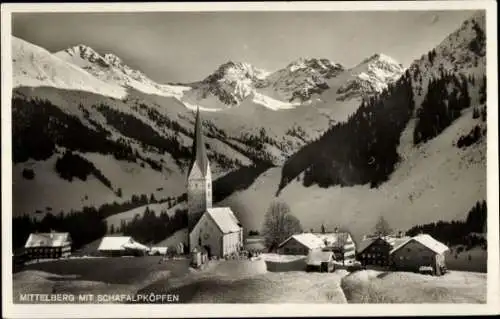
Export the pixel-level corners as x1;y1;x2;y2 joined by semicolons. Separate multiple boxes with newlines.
55;45;191;99
12;37;127;99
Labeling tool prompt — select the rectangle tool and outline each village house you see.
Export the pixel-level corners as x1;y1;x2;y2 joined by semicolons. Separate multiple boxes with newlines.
356;234;409;267
24;232;72;260
277;230;357;262
277;233;325;255
97;236;150;257
389;234;449;275
186;108;243;258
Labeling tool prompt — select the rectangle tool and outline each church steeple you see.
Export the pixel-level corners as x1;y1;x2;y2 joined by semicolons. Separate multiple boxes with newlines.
187;107;212;235
189;107;209;177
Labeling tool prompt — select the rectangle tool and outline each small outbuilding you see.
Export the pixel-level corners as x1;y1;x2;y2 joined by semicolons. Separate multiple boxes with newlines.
306;249;335;272
390;234;449;275
24;232;72;260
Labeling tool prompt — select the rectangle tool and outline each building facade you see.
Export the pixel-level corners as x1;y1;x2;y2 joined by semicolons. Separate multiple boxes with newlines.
189;207;243;258
356;237;393;266
390;234;449;275
24;232;72;260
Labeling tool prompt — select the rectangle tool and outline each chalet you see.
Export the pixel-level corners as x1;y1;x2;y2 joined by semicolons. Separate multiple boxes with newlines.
390;234;449;275
277;233;325;255
356;235;409;267
24;232;72;260
189;207;244;258
97;236;150;257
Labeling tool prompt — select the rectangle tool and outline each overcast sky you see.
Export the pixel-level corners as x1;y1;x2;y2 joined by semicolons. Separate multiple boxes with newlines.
12;10;476;83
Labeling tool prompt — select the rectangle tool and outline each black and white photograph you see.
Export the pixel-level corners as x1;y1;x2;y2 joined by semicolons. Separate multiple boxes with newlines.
1;1;499;318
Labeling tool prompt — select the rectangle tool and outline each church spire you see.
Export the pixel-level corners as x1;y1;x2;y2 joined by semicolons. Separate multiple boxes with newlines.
190;107;209;176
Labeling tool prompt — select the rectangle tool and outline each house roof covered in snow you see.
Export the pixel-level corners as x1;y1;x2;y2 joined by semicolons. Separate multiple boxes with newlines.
278;233;326;250
24;232;71;248
313;232;354;247
98;236;149;251
356;238;377;254
206;207;242;234
390;234;449;255
357;235;411;254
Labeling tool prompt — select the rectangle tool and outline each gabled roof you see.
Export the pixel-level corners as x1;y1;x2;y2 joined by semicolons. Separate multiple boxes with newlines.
278;233;326;250
206;207;242;234
390;234;449;255
24;232;71;248
356;238;377;254
98;236;148;251
357;235;411;254
189;107;209;177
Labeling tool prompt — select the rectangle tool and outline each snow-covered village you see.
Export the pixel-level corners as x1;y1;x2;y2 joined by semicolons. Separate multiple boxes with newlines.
5;6;494;308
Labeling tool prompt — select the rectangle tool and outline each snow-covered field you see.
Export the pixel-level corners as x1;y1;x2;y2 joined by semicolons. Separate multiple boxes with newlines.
14;254;486;304
341;270;486;303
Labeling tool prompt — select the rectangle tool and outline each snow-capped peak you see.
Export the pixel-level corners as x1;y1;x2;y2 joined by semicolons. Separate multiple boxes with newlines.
360;53;403;68
336;53;405;100
12;37;127;99
55;44;190;99
206;61;271;82
62;44;104;64
286;57;343;73
102;53;123;67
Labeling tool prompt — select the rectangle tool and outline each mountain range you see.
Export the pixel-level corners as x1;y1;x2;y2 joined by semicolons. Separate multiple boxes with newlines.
11;10;487;244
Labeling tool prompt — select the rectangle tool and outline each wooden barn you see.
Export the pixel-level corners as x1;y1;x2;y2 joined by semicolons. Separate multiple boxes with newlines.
97;236;150;257
356;235;409;267
277;233;325;255
389;234;449;275
24;232;72;260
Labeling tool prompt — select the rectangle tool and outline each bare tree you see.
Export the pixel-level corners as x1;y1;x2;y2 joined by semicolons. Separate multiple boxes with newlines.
262;201;303;251
374;216;393;237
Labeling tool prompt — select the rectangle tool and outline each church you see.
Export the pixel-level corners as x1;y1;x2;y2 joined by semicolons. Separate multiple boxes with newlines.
186;108;243;258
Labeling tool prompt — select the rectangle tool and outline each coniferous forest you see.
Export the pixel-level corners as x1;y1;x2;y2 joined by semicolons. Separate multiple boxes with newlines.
406;200;487;248
279;70;415;191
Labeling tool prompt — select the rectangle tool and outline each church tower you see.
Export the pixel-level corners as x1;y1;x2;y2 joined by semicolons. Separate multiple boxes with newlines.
187;108;212;233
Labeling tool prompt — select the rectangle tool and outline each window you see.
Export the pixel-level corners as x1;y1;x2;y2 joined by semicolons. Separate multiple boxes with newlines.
285;248;290;253
407;248;411;252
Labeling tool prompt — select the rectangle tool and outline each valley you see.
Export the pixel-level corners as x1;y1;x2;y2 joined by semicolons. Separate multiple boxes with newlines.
10;11;487;255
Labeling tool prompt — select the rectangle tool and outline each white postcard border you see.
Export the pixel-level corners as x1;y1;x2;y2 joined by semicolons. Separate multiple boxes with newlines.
1;1;499;318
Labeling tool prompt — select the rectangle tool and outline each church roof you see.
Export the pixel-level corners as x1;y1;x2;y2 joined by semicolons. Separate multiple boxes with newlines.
207;207;242;234
189;108;209;177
